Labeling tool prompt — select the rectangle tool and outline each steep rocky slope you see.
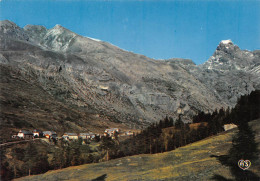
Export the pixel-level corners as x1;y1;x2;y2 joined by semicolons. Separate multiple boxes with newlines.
0;20;259;136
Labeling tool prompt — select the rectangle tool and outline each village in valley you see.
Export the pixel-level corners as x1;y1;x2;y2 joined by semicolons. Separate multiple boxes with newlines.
10;123;237;143
11;128;134;142
10;122;238;142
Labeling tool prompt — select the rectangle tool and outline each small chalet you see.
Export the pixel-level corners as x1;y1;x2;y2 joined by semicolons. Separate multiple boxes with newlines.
62;133;78;140
224;124;237;131
79;133;96;140
79;133;90;140
33;129;43;138
104;128;119;136
125;131;134;136
43;131;57;139
17;130;33;139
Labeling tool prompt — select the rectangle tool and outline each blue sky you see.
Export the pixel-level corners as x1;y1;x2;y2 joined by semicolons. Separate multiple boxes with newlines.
0;0;259;64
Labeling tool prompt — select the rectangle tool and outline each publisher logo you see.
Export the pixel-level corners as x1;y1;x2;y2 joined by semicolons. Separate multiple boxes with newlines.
238;159;251;170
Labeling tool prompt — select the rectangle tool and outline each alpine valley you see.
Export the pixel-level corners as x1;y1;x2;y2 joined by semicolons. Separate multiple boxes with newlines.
0;20;260;138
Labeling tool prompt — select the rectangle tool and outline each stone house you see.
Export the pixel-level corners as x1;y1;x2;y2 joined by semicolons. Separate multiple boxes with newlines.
104;128;119;136
33;129;43;138
62;133;78;140
79;133;90;140
17;130;33;139
79;133;97;140
125;131;134;136
43;131;57;139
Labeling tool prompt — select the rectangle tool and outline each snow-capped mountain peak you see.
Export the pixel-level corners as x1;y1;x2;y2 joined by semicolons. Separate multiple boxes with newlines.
220;39;233;45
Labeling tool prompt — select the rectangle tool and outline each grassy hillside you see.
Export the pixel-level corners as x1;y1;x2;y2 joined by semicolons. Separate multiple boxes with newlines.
16;119;260;181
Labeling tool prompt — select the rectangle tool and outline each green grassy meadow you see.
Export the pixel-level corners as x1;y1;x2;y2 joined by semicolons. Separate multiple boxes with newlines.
16;119;260;181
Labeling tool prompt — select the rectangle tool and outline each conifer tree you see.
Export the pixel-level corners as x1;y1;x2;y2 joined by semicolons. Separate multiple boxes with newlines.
23;142;37;176
99;135;116;161
64;146;71;167
70;141;81;166
34;152;49;174
175;114;184;129
52;148;65;169
169;117;174;127
227;121;259;180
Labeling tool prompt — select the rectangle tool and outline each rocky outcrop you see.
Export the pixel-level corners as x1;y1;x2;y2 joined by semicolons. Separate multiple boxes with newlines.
0;20;259;133
197;40;260;105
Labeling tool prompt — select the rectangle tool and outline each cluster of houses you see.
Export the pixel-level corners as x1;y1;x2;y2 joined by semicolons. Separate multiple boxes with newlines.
13;129;57;139
13;128;134;141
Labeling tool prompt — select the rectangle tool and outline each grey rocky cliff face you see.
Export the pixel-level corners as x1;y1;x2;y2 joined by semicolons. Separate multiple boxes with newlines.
0;21;259;130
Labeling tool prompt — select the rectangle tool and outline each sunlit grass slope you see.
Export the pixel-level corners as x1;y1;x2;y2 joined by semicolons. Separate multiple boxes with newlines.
17;119;260;181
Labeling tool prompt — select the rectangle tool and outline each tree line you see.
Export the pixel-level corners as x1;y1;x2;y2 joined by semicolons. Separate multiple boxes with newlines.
0;138;102;180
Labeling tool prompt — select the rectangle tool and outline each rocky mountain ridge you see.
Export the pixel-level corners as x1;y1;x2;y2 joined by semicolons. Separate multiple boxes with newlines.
0;20;259;135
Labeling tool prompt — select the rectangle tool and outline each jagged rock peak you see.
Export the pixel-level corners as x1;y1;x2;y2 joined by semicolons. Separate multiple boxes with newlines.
202;39;258;73
23;24;67;34
49;24;74;34
53;24;64;29
0;20;21;32
41;24;78;52
216;39;240;52
0;20;18;27
45;23;77;39
0;20;30;41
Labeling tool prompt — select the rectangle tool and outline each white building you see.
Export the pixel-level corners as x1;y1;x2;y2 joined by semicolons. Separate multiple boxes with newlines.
17;130;33;139
104;128;119;136
62;133;78;140
223;124;237;131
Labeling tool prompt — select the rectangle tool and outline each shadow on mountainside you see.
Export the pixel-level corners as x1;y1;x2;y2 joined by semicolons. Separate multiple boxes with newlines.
91;174;107;181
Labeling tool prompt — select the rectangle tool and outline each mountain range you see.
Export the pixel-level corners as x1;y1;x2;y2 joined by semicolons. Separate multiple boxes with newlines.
0;20;259;136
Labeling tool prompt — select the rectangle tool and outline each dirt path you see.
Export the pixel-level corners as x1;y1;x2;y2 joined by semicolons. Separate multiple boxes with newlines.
0;138;41;147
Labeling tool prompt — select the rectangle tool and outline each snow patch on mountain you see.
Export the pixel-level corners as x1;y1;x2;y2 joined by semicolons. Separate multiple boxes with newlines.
86;36;102;42
221;39;232;45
